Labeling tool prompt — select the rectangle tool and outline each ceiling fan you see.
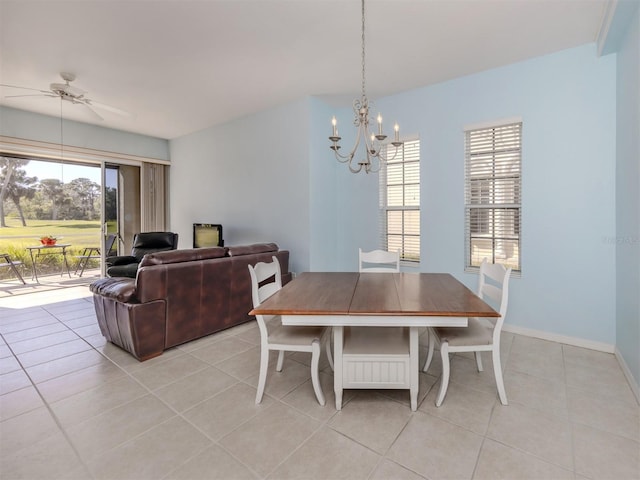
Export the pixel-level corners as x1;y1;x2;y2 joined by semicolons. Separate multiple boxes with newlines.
1;72;130;120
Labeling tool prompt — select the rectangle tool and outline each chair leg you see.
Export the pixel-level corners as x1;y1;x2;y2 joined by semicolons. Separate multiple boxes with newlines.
435;342;450;407
77;258;86;277
276;350;285;372
475;351;483;372
422;329;435;373
310;340;325;406
255;345;270;404
9;262;26;285
492;347;508;405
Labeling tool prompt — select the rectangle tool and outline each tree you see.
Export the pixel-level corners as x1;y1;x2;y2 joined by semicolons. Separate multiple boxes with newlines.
0;157;33;227
5;169;37;226
39;178;69;220
67;177;99;220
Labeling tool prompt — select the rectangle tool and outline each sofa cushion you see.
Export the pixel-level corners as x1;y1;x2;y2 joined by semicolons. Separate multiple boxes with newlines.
227;243;278;257
90;277;138;303
139;247;227;267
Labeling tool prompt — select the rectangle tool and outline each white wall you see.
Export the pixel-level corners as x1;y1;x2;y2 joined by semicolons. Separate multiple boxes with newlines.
615;6;640;386
169;98;312;274
310;44;617;346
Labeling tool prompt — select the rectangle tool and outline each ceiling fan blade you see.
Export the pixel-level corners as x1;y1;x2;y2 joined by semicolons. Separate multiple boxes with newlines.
4;93;56;99
88;100;131;117
0;83;49;93
80;102;104;121
2;77;130;120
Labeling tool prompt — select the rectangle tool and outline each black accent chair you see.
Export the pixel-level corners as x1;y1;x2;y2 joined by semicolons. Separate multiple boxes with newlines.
106;232;179;278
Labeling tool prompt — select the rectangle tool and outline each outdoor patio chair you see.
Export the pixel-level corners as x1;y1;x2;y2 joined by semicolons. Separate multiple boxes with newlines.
75;233;117;277
0;253;26;284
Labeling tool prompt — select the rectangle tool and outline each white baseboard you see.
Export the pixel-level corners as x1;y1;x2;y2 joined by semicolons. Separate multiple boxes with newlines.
503;324;615;353
615;347;640;405
503;324;640;405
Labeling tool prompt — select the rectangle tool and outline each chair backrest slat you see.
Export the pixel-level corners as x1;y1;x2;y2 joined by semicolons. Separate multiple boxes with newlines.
481;284;502;305
359;248;400;273
248;256;282;308
104;234;117;255
477;258;511;324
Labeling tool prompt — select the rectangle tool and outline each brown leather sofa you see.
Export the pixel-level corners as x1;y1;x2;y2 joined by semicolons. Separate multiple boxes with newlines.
90;243;290;361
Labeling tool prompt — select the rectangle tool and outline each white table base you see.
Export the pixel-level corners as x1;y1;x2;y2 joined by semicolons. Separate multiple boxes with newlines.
281;314;466;412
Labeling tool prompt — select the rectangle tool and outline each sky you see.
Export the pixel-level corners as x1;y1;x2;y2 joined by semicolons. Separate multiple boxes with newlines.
21;159;101;184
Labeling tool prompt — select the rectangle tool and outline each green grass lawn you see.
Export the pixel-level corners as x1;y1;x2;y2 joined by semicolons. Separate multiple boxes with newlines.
0;218;103;278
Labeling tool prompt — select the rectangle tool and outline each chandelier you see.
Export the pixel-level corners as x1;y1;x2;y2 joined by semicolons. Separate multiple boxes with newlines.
329;0;403;174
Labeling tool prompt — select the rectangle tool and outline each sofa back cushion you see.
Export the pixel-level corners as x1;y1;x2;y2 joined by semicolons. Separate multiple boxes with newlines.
139;247;227;267
227;243;278;257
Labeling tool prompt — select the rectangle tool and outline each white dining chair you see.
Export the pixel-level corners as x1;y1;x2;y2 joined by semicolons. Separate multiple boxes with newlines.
423;258;512;406
248;256;330;406
358;248;400;272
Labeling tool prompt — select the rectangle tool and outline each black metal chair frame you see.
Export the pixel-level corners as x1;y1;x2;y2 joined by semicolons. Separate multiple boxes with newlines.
0;253;26;284
74;234;117;277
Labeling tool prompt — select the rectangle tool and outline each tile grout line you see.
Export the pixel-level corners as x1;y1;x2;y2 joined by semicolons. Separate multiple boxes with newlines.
0;309;98;479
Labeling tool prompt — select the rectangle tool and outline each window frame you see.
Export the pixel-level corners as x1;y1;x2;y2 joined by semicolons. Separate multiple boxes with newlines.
380;137;421;264
464;120;522;274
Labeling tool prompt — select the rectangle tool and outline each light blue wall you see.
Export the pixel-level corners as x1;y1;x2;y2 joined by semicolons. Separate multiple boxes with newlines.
309;97;341;271
0;106;169;160
310;44;617;345
170;43;617;347
169;98;312;274
615;5;640;385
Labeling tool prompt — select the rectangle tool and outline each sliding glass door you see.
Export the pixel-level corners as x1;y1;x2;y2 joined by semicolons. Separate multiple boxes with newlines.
0;156;144;279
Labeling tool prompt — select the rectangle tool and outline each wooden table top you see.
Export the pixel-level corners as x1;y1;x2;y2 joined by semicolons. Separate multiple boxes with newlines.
251;272;499;318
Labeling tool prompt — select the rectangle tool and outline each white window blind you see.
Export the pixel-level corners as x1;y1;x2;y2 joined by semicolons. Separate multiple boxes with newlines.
380;139;420;263
465;122;521;272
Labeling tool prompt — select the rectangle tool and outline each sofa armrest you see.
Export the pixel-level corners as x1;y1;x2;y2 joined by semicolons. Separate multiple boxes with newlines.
90;277;138;303
106;255;138;267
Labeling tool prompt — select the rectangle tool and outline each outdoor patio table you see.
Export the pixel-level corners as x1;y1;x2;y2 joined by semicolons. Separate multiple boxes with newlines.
25;244;72;283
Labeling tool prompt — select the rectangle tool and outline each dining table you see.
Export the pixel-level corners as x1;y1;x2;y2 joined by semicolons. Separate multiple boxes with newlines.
250;271;499;411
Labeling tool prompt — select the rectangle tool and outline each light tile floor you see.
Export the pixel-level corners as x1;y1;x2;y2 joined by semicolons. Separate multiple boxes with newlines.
0;284;638;480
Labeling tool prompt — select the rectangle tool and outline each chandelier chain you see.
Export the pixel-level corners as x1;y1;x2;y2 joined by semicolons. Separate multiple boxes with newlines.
361;0;366;99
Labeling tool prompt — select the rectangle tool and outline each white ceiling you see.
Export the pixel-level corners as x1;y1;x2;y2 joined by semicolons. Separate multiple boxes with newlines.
0;0;609;140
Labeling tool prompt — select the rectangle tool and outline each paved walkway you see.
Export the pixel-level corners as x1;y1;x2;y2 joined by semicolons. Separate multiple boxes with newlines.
0;268;100;299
